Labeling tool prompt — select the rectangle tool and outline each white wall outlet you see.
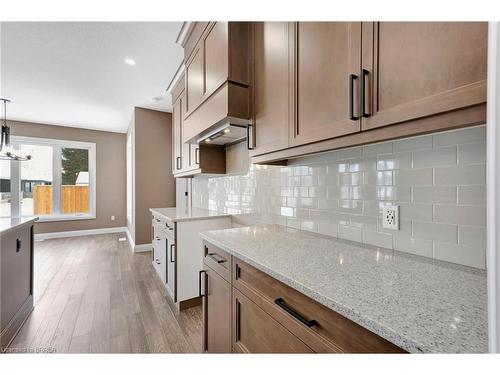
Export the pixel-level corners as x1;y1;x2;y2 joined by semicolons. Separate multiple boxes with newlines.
111;215;115;221
382;205;399;230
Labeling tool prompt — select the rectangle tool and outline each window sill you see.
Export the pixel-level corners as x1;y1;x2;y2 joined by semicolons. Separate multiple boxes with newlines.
33;214;96;223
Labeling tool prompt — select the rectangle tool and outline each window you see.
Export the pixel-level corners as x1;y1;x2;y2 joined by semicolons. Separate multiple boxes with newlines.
2;136;96;221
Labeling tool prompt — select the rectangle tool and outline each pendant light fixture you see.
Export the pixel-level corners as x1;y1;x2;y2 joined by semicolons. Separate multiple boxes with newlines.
0;98;32;161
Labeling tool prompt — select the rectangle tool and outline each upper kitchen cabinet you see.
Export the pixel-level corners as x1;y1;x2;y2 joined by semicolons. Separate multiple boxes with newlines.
168;64;226;178
360;22;488;131
181;22;252;144
250;22;292;157
291;22;362;147
251;21;487;164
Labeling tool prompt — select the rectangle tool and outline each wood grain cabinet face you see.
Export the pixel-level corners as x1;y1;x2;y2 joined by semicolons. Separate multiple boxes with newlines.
203;267;231;353
250;22;291;157
361;21;488;130
204;22;229;96
186;45;205;114
232;288;313;353
291;22;362;147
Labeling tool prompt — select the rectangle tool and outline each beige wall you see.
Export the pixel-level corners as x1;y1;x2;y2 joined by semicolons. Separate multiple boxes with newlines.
130;108;175;245
11;120;127;234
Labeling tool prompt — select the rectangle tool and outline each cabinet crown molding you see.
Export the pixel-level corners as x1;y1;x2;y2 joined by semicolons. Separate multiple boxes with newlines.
176;22;196;47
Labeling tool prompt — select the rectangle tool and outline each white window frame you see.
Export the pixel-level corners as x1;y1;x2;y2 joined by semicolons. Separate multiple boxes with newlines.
8;136;96;222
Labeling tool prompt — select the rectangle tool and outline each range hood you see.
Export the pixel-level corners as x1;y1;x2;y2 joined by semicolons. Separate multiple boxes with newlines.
196;120;248;146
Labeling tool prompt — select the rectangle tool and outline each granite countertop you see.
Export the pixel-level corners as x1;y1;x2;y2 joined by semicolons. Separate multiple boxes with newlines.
199;224;487;353
0;216;38;235
150;207;231;223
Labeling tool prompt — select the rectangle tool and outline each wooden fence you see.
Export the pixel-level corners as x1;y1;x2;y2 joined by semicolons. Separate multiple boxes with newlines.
33;185;89;214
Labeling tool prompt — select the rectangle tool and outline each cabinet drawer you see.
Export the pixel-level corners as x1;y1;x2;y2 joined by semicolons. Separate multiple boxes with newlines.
232;287;313;353
203;242;232;282
233;258;405;353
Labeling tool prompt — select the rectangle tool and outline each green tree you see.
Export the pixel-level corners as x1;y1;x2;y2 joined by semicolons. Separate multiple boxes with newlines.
61;148;88;185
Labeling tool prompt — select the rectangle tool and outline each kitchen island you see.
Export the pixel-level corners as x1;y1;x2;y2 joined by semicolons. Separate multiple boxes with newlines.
1;216;37;350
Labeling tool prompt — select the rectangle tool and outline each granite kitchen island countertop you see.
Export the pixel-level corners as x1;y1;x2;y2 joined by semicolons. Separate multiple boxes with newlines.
0;216;38;235
199;224;487;353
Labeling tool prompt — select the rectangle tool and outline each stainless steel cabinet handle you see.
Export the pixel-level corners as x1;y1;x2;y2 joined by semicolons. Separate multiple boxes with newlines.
170;244;175;263
195;147;200;164
246;124;254;150
198;270;207;297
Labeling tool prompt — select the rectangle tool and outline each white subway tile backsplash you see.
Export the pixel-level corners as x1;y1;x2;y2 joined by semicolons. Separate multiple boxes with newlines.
433;126;486;147
338;224;363;242
433;242;485;269
458;143;487;165
192;126;486;269
394;168;433;186
434;205;486;226
362;142;393;156
459;225;487;248
458;186;487;205
376;153;411;170
363;230;393;249
398;203;433;221
412;186;457;204
413;221;458;243
393;235;433;258
412;146;457;168
434;165;486;185
393;134;433;153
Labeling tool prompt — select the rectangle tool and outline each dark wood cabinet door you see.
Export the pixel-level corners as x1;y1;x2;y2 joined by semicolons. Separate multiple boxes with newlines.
361;22;488;131
250;22;291;156
204;267;231;353
232;288;313;353
291;22;361;147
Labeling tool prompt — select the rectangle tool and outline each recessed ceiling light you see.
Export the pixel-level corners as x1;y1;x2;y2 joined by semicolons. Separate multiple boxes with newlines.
224;128;230;133
204;138;211;143
124;58;136;66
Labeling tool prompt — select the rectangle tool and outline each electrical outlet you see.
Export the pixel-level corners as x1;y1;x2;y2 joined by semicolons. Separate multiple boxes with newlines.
382;205;399;230
111;215;115;221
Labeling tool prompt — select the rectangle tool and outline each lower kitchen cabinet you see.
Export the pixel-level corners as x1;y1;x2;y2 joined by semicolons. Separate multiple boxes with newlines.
202;267;232;353
151;210;231;312
232;288;313;353
201;240;406;354
1;222;35;349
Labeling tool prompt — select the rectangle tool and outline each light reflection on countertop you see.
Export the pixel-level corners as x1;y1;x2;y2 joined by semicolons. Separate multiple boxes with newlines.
199;224;487;353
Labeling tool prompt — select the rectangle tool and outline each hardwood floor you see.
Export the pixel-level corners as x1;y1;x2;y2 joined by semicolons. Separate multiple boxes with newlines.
7;233;202;353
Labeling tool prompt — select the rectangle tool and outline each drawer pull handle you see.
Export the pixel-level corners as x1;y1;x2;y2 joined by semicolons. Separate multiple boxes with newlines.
16;238;21;253
208;253;226;264
274;298;318;328
198;270;207;297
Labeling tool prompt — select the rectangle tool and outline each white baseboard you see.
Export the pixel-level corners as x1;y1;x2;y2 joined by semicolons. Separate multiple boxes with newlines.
134;243;152;253
125;227;152;253
35;226;128;240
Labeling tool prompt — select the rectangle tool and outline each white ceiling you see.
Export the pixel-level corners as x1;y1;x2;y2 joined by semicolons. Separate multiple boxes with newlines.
1;22;184;133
